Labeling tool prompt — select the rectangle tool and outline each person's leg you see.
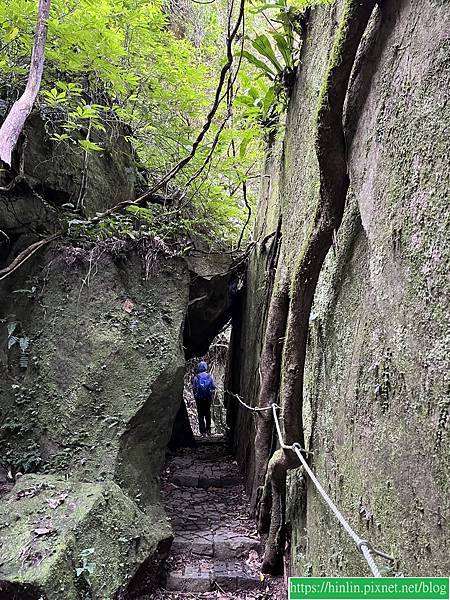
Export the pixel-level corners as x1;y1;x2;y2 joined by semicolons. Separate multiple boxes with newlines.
196;399;206;435
205;399;212;435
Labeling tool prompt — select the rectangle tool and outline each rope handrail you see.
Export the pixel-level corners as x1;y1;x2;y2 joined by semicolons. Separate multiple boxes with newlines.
225;390;274;412
227;389;394;577
271;402;394;577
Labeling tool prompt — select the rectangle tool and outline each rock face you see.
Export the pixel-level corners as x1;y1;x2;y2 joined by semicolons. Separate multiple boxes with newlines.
0;108;189;596
0;104;136;223
0;475;171;600
0;106;244;596
0;246;189;491
229;0;449;577
0;246;189;597
184;252;240;359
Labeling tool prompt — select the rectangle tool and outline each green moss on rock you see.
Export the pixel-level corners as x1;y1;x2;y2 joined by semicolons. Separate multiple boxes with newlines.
0;474;171;599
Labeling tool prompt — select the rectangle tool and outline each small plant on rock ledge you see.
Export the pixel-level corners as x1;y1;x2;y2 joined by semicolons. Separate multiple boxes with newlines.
76;547;96;589
7;321;30;369
239;0;333;130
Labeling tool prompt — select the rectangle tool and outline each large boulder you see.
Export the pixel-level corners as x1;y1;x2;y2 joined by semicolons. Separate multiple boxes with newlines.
0;475;171;600
0;245;189;595
184;252;243;358
0;104;136;230
0;105;242;596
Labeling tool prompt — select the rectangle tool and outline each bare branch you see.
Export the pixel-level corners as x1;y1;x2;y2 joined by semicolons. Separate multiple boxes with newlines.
0;0;51;167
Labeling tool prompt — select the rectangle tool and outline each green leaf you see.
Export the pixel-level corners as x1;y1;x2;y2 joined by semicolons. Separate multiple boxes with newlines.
7;321;18;337
4;26;19;43
250;0;285;14
78;139;103;152
239;130;256;158
262;86;276;112
92;122;106;133
50;133;71;142
270;32;292;68
235;94;256;108
19;337;29;352
247;86;260;101
251;34;283;72
8;335;19;350
241;50;276;78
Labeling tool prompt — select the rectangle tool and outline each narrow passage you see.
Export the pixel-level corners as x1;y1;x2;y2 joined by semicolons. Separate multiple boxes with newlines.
150;436;284;599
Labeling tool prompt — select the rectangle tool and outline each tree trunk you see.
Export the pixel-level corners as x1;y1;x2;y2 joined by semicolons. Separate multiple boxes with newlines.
0;0;51;167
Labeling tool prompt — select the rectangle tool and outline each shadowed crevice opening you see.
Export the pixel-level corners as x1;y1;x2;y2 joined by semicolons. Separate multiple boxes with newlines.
170;254;245;448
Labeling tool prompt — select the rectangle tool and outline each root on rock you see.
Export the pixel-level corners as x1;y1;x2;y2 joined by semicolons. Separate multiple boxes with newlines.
256;0;378;575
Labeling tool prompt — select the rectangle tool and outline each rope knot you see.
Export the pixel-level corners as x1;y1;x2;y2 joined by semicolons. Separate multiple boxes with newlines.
357;539;372;554
292;442;313;455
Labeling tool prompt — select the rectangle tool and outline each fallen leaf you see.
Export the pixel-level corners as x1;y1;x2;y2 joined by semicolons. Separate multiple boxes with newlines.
47;492;68;509
122;299;134;313
34;527;53;536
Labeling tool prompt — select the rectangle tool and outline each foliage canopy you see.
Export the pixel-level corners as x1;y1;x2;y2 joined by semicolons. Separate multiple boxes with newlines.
0;0;331;247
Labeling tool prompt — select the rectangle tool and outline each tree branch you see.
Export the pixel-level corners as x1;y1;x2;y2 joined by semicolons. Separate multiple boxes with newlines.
0;0;51;167
85;0;245;225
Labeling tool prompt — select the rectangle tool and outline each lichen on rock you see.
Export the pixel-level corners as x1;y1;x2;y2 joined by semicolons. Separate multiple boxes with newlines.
0;474;172;599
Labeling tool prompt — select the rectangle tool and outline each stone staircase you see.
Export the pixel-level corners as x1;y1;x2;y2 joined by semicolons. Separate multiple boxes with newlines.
160;437;264;595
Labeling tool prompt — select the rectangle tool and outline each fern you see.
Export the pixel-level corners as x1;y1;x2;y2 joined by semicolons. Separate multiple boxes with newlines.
6;321;30;369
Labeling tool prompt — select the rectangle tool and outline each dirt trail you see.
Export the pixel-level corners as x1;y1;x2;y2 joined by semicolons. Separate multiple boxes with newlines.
147;436;285;599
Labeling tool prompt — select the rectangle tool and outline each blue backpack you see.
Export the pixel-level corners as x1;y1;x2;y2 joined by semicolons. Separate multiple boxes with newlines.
195;372;215;400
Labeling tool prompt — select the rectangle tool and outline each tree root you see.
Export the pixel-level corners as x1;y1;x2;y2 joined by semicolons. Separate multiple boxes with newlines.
256;0;378;575
252;272;289;513
0;234;60;282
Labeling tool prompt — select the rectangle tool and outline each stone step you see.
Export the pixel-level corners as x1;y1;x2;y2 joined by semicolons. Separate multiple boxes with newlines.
166;560;262;592
172;470;241;488
194;435;227;445
171;529;260;559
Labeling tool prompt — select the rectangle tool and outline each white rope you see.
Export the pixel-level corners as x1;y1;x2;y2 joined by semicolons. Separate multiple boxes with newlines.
271;404;313;455
228;391;394;576
269;404;394;577
227;392;395;574
226;390;274;412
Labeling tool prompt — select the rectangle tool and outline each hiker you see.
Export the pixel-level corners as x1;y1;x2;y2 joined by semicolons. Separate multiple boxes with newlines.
192;361;216;437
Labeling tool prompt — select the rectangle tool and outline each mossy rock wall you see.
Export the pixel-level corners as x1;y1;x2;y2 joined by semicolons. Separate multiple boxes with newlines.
0;98;238;596
0;245;189;596
231;0;449;576
0;105;136;225
0;475;171;599
0;246;189;494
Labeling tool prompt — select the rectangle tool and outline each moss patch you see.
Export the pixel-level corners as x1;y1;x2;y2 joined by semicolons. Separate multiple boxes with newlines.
0;474;171;599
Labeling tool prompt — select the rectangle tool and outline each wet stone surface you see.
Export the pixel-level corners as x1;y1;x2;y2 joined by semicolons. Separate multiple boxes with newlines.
138;436;285;599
